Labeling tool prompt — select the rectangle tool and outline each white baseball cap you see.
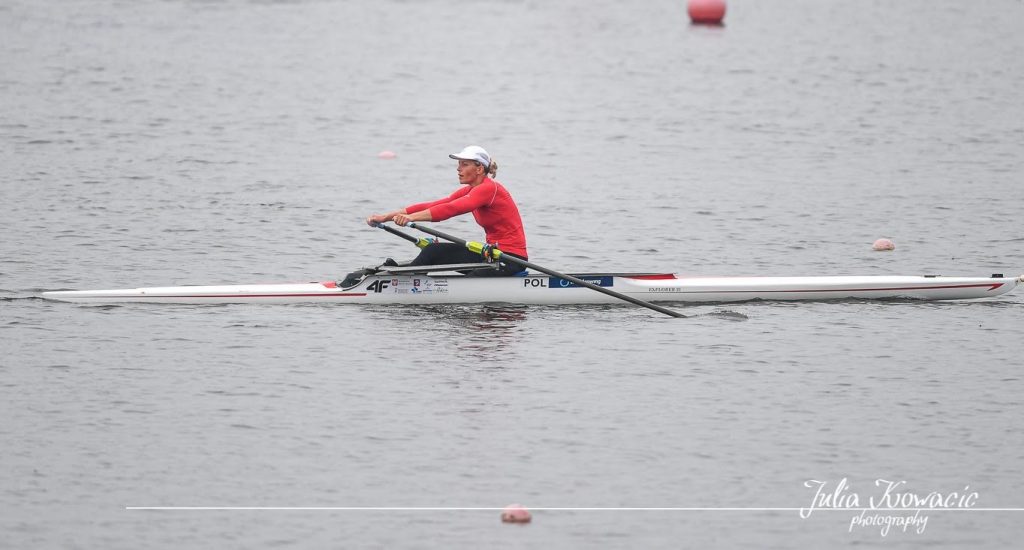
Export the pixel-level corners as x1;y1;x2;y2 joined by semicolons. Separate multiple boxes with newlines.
449;145;491;167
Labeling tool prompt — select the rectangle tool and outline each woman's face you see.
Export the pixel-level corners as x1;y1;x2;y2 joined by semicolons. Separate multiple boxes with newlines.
456;159;483;184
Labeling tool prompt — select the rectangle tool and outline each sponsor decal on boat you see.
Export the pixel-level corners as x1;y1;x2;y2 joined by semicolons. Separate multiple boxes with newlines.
546;276;613;289
523;277;547;288
523;276;613;289
402;277;448;295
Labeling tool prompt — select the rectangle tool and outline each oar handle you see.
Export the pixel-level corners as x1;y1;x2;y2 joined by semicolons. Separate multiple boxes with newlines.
406;222;685;318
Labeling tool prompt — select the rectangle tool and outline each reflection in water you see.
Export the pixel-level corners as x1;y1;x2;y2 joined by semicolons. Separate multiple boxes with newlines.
454;306;530;354
406;304;529;353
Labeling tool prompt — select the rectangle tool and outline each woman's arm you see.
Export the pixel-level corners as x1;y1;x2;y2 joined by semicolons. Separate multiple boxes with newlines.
368;184;473;226
366;209;407;226
365;208;433;226
425;181;495;221
393;209;432;226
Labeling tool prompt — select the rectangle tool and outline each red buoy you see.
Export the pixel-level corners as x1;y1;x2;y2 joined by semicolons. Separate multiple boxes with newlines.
501;504;532;524
872;238;896;251
688;0;726;25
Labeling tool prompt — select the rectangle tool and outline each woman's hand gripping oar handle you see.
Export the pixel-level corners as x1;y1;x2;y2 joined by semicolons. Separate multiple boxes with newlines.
406;222;686;318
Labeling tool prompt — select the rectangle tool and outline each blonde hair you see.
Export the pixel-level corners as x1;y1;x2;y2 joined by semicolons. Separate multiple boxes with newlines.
486;159;498;177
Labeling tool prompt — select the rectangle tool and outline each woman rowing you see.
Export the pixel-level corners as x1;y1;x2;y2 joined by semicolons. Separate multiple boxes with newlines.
341;145;528;286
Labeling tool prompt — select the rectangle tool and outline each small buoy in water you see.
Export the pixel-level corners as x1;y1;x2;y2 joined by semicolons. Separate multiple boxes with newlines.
688;0;726;25
872;238;895;251
378;150;397;159
501;504;532;524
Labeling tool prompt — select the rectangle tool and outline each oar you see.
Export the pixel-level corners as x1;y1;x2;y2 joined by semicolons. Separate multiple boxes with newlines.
371;222;433;248
404;222;686;318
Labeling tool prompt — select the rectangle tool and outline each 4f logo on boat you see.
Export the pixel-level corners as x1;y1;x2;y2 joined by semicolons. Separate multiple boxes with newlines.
366;279;393;293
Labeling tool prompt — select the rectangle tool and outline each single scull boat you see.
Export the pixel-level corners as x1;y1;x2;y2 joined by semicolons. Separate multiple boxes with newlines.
41;223;1021;309
41;269;1021;305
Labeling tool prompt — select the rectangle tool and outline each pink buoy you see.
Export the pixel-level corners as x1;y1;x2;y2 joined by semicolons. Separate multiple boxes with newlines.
688;0;726;25
501;504;532;524
378;150;397;159
872;238;895;251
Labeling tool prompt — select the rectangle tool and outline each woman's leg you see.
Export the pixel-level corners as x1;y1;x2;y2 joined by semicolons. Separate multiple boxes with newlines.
467;253;528;277
341;244;510;287
409;243;482;266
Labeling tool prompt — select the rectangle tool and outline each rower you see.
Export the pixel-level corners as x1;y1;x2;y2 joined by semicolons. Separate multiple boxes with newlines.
341;145;529;286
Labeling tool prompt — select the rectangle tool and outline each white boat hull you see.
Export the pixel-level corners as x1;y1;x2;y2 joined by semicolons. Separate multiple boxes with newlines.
41;273;1021;305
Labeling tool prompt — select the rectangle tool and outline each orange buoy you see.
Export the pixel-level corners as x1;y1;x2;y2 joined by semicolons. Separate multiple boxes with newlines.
688;0;726;25
501;504;532;524
872;238;895;251
378;150;397;159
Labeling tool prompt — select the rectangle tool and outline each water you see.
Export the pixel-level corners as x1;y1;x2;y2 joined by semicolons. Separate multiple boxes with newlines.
2;0;1023;547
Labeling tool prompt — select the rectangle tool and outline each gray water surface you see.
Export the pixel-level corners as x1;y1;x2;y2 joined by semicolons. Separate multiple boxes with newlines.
2;0;1023;548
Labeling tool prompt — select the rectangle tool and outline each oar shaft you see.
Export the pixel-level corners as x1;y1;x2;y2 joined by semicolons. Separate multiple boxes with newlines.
502;255;685;318
372;222;430;248
407;222;685;318
406;222;469;246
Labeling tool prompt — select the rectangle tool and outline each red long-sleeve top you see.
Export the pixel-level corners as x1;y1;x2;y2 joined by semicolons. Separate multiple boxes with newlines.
405;177;528;258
